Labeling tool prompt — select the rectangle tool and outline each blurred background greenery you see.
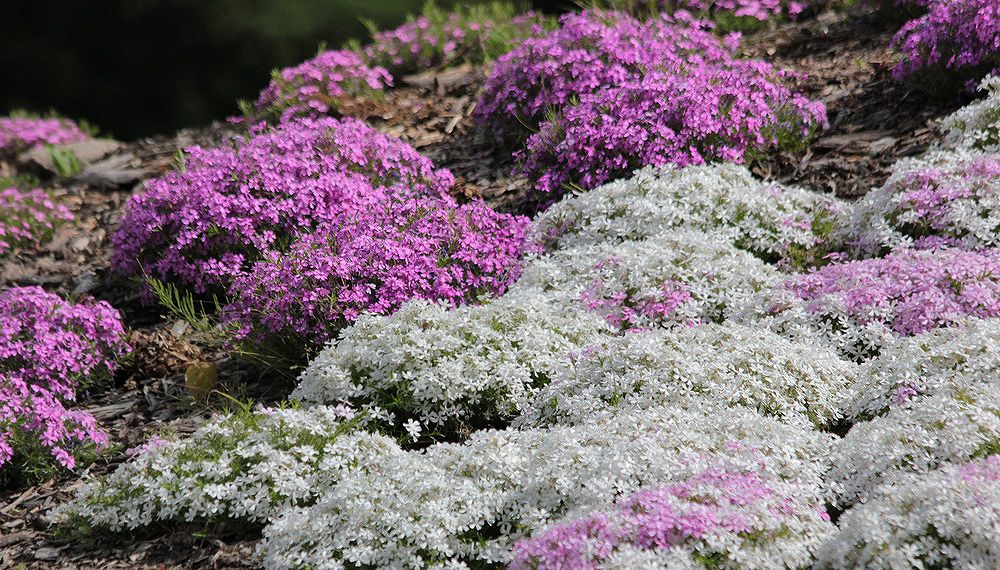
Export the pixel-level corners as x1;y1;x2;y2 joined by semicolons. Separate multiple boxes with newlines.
2;0;563;140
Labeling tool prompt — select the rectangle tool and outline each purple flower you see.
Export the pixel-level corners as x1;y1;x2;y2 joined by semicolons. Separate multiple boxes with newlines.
0;116;89;155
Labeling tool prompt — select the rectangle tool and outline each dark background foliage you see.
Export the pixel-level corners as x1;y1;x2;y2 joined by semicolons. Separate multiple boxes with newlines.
1;0;569;140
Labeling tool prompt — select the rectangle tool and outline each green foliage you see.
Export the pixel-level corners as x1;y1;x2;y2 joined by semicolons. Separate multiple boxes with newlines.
46;145;82;177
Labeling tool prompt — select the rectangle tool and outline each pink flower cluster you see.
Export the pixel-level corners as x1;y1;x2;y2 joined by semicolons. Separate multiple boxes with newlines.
254;50;392;122
891;0;1000;82
786;246;1000;336
581;276;694;331
510;463;826;569
475;11;737;138
618;0;806;22
224;198;529;345
521;66;827;191
476;10;824;191
0;116;89;155
112;117;454;294
0;187;73;254
364;10;546;75
0;287;129;473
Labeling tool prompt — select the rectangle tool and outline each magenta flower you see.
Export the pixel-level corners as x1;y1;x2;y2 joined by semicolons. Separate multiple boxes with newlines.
0;116;89;155
0;187;73;255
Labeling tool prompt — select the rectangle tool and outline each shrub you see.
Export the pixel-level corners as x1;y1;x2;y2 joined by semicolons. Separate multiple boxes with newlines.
529;163;842;266
844;318;1000;421
0;287;129;478
825;383;1000;507
252;49;392;123
517;230;779;331
53;405;401;532
111;117;454;295
292;288;615;440
223;197;529;349
0;114;89;155
735;246;1000;360
474;10;736;138
520;65;826;193
517;322;858;430
360;2;550;76
891;0;1000;84
818;455;1000;569
260;403;833;569
510;464;834;570
942;74;1000;150
0;187;73;255
834;149;1000;257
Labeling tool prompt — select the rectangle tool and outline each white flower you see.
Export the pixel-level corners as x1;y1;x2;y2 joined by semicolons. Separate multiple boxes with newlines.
403;419;422;441
941;74;1000;151
817;455;1000;569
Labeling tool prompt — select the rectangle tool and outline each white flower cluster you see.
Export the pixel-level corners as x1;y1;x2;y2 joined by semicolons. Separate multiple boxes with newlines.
530;163;840;263
825;383;1000;507
294;230;778;438
832;149;1000;257
260;402;834;569
844;318;1000;421
516;322;858;430
52;406;401;531
515;230;780;327
817;454;1000;569
292;288;614;437
942;75;1000;151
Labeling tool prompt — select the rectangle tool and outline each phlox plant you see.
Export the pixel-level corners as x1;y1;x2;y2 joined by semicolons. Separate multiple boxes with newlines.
520;66;827;192
111;117;454;296
595;0;811;32
0;287;129;484
475;10;738;139
0;112;90;155
834;149;1000;256
222;197;530;351
0;187;73;255
942;74;1000;150
818;454;1000;569
251;49;392;123
357;1;551;76
510;464;834;570
891;0;1000;87
736;246;1000;360
53;405;401;534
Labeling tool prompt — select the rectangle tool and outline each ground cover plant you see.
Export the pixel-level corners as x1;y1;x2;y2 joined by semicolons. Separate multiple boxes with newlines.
0;186;72;255
9;0;1000;567
0;287;129;483
358;1;550;76
891;0;1000;86
0;113;90;155
111;116;455;295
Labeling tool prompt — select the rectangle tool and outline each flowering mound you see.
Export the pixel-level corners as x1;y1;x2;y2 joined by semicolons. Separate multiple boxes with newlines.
0;187;73;255
111;117;454;294
362;3;548;76
891;0;1000;83
943;74;1000;150
54;406;400;532
835;150;1000;256
252;49;392;123
510;464;833;570
223;198;529;347
826;384;1000;507
292;288;615;440
518;322;857;429
0;115;89;155
606;0;808;25
818;455;1000;569
530;163;841;265
475;11;736;137
260;403;833;569
737;247;1000;359
521;66;827;192
844;318;1000;421
0;287;129;476
518;230;779;330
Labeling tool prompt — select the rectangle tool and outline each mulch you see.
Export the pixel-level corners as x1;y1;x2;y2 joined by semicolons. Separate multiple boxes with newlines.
0;4;972;567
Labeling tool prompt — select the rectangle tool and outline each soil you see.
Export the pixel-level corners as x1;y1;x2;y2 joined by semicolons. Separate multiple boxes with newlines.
0;4;973;568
